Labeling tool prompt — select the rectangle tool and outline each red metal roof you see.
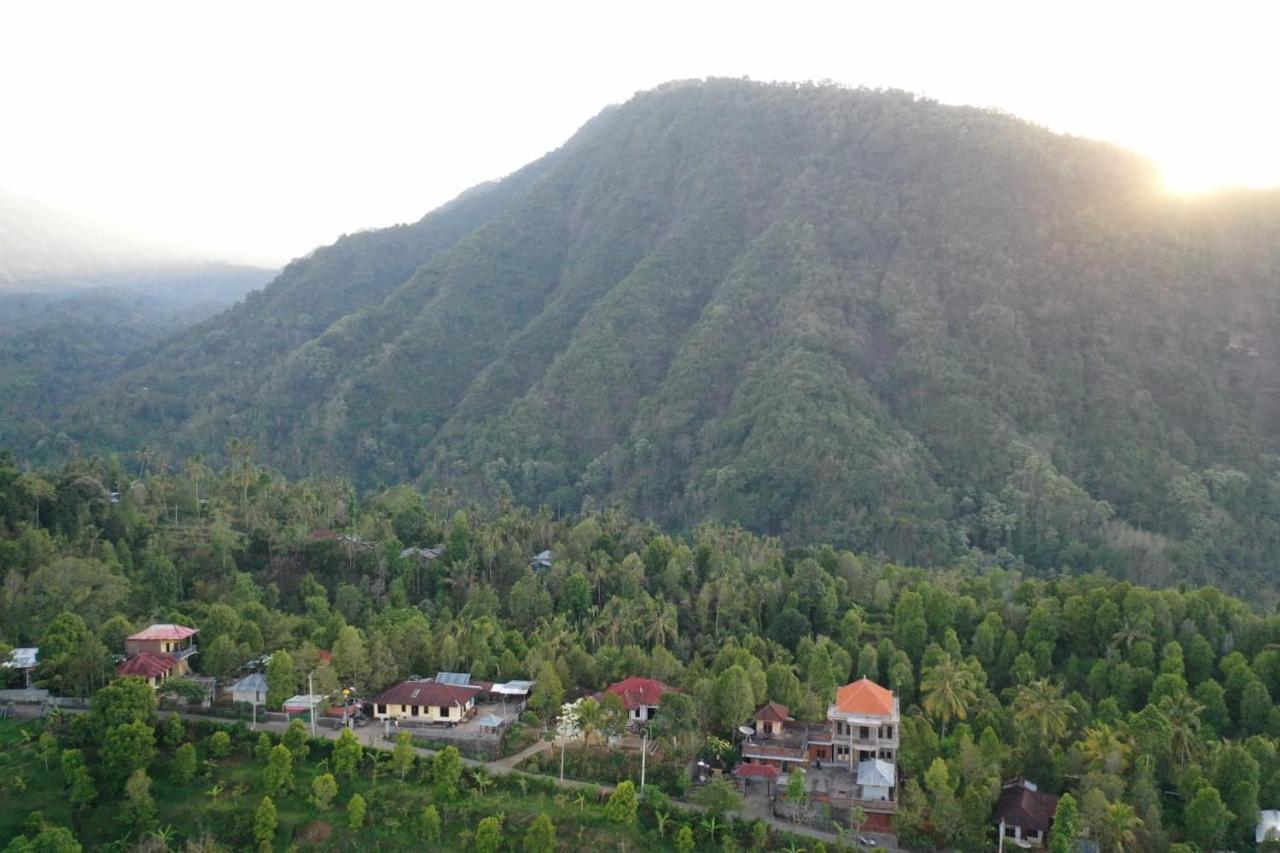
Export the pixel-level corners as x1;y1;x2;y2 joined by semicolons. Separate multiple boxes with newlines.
734;763;781;779
833;678;894;716
117;651;179;678
604;677;676;711
371;680;482;708
127;623;198;641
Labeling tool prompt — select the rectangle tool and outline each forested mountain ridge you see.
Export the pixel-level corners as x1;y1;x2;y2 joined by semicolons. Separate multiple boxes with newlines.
34;79;1280;594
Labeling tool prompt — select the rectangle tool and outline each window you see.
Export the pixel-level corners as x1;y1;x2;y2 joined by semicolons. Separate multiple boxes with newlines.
859;726;870;740
411;705;420;717
376;704;387;715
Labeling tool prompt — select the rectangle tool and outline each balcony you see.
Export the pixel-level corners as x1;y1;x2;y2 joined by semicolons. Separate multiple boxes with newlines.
171;644;198;662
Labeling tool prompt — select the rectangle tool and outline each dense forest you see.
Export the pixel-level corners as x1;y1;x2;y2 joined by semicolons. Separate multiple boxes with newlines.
3;452;1280;850
13;79;1280;598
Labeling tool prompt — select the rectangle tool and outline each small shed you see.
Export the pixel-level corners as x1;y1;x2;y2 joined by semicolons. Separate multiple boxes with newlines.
477;713;504;735
995;777;1059;848
282;694;327;719
229;673;268;706
1259;810;1280;844
856;758;896;802
3;648;38;687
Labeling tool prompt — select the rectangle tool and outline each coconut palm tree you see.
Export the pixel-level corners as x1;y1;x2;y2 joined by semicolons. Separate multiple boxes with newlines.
1077;724;1132;775
1157;692;1205;769
1013;679;1076;742
1097;801;1142;852
920;653;978;735
646;600;679;649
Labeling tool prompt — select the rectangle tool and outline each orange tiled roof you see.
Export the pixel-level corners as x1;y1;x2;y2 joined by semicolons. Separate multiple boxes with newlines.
833;678;894;716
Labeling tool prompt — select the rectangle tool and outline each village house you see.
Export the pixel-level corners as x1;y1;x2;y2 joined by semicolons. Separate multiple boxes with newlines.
994;778;1059;848
371;678;485;724
737;677;900;828
228;672;267;706
117;624;199;689
602;676;675;725
2;648;38;688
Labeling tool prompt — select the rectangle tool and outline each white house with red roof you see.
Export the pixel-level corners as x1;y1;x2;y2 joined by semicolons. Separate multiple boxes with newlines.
826;677;899;770
117;623;199;688
603;676;676;724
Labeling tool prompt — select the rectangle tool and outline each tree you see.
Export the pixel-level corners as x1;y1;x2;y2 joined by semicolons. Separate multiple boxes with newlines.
674;825;695;853
172;742;197;783
254;796;277;850
62;750;96;811
433;745;463;800
162;712;185;749
331;625;367;687
255;732;273;764
528;661;564;718
1096;800;1142;853
419;804;442;844
474;815;502;853
310;773;338;810
265;650;296;710
1048;792;1078;853
207;730;231;759
35;731;57;771
120;769;156;833
102;721;155;784
1013;679;1075;742
786;768;807;803
264;744;294;796
346;793;366;830
693;777;744;816
333;727;361;778
282;718;309;761
920;653;977;735
523;813;556;853
391;730;415;780
1183;786;1232;850
91;676;156;736
605;780;639;825
712;664;756;733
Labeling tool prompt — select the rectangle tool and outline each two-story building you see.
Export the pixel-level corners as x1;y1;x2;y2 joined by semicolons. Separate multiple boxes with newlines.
826;677;899;770
116;624;199;689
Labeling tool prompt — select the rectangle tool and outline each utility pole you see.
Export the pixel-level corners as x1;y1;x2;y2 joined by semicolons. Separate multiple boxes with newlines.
640;724;649;792
560;738;566;782
308;671;316;737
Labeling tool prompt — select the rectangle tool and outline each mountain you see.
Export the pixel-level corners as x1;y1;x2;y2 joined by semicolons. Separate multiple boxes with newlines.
25;79;1280;590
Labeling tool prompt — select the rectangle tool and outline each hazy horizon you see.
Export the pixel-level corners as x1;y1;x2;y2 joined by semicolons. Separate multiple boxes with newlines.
3;0;1278;267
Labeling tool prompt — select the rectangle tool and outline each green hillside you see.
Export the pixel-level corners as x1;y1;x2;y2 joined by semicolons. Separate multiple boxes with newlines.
34;79;1280;591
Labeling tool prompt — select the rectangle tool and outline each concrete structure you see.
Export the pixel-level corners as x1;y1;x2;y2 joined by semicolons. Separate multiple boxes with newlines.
825;678;899;770
856;758;895;802
371;679;483;724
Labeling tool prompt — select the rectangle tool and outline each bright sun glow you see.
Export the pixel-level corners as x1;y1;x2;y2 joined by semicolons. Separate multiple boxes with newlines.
0;0;1277;262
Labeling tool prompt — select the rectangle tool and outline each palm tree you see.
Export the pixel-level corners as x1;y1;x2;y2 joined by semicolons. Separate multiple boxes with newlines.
576;698;606;747
1077;724;1132;775
1013;679;1076;742
1097;801;1142;852
646;600;678;649
472;769;495;798
654;810;671;837
1157;692;1204;768
1110;619;1150;656
920;653;978;735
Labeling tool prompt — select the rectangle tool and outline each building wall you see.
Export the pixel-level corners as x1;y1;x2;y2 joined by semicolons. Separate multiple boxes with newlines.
373;699;474;722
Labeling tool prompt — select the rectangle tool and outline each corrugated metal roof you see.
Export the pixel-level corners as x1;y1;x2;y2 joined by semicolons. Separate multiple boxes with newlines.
435;671;472;685
127;623;198;641
3;648;38;669
230;673;267;693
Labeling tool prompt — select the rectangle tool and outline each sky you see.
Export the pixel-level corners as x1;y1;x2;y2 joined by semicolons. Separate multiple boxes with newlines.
1;0;1277;266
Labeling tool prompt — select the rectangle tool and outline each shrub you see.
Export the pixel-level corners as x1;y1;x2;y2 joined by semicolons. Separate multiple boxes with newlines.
347;793;367;829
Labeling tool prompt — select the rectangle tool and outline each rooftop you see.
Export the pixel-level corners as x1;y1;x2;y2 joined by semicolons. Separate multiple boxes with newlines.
755;700;792;724
117;651;180;678
604;676;676;710
127;623;198;641
831;678;895;717
229;673;268;693
372;680;484;708
995;778;1059;832
3;648;38;669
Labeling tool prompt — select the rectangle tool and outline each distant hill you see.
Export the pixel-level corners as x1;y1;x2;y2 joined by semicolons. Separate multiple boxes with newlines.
26;79;1280;590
